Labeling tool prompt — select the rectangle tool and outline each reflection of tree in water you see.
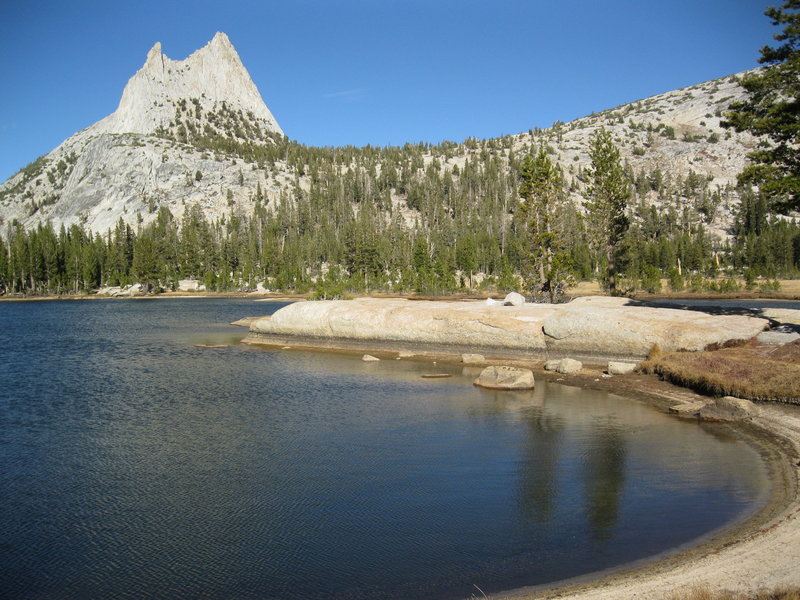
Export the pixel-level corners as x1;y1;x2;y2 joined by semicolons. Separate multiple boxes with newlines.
583;422;627;541
518;408;564;525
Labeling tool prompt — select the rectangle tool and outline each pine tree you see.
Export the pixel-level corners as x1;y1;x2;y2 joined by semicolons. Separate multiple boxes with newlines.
585;128;631;295
516;146;573;302
723;0;800;212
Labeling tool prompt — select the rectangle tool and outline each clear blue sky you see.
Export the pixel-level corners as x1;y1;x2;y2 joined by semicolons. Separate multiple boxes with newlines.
0;0;776;181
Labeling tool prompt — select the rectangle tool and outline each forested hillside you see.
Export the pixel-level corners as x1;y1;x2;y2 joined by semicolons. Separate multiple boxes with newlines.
1;33;798;297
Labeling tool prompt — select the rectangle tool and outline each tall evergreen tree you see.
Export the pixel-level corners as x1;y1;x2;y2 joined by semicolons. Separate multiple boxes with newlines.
516;146;572;302
723;0;800;212
585;128;631;294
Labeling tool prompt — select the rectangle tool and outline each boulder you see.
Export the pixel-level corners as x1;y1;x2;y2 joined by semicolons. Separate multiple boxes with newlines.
461;353;486;365
556;358;583;374
698;396;761;422
362;354;380;362
607;361;638;375
485;298;501;306
668;400;712;417
544;359;561;371
474;366;535;390
503;292;526;306
756;331;800;346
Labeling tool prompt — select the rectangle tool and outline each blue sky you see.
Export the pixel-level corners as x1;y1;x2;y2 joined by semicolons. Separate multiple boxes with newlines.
0;0;776;181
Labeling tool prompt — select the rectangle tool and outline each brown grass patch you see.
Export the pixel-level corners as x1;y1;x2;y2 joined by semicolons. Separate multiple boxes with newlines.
640;341;800;404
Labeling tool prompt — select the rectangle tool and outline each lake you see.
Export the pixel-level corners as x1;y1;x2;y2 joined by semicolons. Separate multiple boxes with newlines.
0;298;770;600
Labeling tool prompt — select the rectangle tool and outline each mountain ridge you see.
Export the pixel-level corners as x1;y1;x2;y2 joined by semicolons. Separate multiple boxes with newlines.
0;33;758;240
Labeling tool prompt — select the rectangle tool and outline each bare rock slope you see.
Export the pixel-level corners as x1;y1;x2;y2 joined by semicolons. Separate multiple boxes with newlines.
0;33;283;233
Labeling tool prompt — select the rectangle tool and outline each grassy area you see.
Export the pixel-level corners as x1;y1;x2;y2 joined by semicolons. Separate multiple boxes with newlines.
641;341;800;404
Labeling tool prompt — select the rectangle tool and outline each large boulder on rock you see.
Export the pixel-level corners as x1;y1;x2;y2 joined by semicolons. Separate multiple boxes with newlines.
503;292;526;306
474;366;535;390
698;396;761;422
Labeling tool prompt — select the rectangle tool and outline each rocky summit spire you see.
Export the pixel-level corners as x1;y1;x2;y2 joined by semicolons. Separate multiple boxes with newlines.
93;32;282;136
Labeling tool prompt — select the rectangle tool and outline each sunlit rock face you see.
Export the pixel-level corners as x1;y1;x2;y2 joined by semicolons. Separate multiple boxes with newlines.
0;32;284;233
93;32;282;137
246;297;769;360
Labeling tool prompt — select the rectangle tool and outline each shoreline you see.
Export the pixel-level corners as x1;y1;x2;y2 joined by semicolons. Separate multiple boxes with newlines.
241;336;800;599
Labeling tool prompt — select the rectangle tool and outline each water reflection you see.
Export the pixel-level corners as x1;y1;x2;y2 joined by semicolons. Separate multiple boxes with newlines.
0;299;771;600
518;406;564;524
582;423;626;541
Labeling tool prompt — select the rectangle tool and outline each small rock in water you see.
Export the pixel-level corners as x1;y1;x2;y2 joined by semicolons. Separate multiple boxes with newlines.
474;365;535;390
362;354;380;362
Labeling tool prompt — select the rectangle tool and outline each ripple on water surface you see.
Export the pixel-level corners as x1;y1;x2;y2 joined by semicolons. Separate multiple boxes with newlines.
0;299;771;600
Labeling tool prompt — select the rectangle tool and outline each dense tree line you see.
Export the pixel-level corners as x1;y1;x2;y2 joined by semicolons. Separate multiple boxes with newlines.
1;151;797;297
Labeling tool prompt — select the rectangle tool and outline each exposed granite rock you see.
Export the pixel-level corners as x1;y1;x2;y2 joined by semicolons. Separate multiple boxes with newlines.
246;297;768;360
473;366;535;390
362;354;380;362
556;358;583;374
668;400;713;417
544;358;582;373
757;331;800;345
503;292;526;306
461;353;486;364
762;308;800;326
698;396;761;422
607;361;638;375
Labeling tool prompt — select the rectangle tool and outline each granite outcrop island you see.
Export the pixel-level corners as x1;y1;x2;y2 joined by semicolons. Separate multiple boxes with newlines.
243;296;769;361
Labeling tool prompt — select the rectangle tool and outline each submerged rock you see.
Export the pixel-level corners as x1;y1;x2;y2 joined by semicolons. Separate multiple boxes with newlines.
474;366;535;390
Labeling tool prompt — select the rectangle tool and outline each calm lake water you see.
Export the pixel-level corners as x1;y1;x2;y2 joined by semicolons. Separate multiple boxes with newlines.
0;299;770;600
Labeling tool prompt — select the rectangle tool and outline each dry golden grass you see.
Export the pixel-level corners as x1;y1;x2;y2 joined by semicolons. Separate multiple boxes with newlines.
641;341;800;404
669;586;800;600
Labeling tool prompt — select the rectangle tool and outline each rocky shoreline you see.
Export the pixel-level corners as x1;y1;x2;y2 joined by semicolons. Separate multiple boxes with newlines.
243;296;769;361
239;296;800;599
